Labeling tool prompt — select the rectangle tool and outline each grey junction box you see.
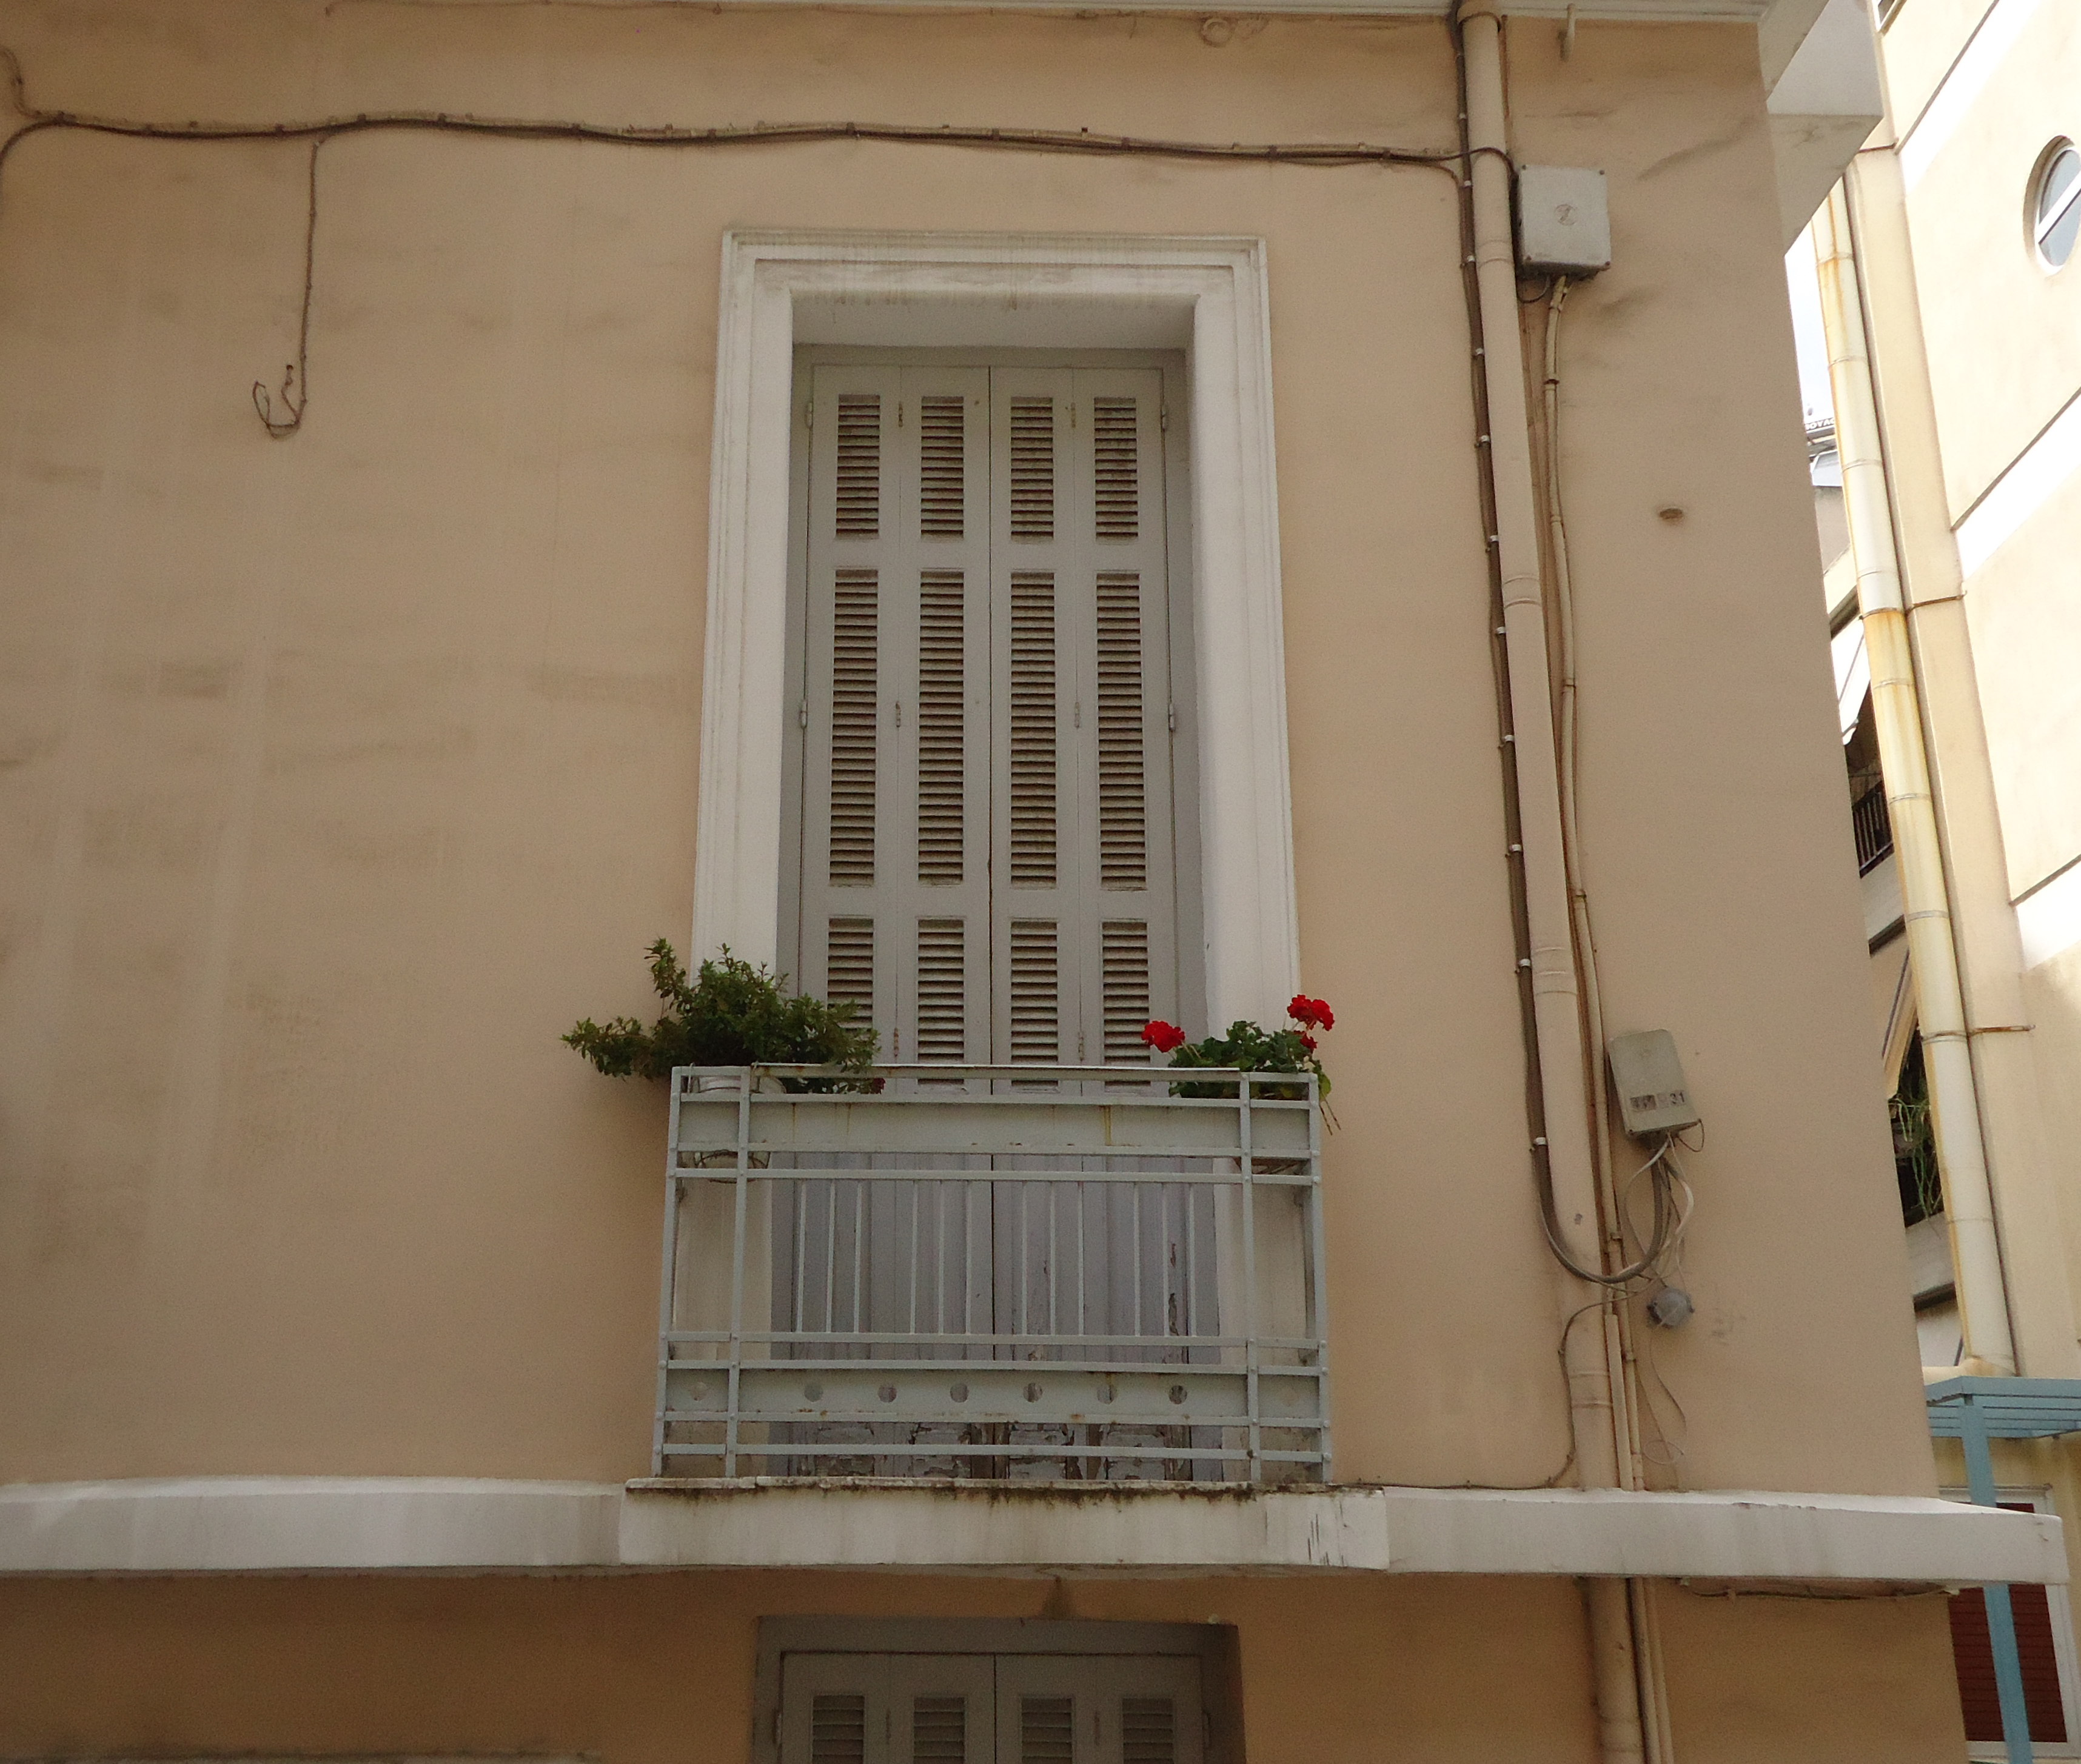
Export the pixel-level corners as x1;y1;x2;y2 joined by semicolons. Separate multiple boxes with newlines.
1516;165;1612;278
1607;1029;1700;1138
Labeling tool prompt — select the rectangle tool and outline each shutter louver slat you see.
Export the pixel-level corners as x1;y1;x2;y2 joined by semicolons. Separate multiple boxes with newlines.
1122;1699;1176;1764
836;395;882;538
829;569;880;887
920;397;966;538
1093;397;1139;541
1009;921;1060;1063
916;918;967;1062
812;1696;868;1764
1009;572;1059;888
1101;921;1151;1063
917;570;967;886
1094;572;1147;892
1010;398;1056;541
913;1696;970;1763
826;918;876;1018
1020;1697;1075;1764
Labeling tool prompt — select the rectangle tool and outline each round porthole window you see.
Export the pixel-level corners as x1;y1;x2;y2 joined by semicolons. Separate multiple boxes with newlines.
2031;139;2081;270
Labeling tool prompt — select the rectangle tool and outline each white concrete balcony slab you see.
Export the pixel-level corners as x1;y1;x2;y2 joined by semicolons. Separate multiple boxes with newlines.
1;1478;2059;1586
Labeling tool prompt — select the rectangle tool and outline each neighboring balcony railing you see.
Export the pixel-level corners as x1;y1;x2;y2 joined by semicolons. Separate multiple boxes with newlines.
654;1064;1330;1484
1852;778;1894;874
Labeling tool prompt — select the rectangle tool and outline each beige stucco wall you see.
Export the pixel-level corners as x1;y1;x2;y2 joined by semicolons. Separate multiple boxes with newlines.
1962;469;2081;898
0;1;1934;1500
1895;0;2081;513
0;1571;1967;1764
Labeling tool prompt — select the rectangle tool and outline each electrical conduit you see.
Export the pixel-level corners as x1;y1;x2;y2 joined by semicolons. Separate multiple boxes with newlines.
1458;10;1652;1764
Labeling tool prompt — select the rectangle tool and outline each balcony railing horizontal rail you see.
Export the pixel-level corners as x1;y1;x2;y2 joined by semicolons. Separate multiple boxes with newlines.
654;1063;1330;1484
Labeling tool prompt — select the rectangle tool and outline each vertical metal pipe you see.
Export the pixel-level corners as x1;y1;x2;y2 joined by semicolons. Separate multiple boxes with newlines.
1811;185;2017;1376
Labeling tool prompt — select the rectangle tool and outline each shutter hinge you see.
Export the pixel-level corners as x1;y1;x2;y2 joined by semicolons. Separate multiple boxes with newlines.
804;400;813;429
1160;404;1170;432
799;700;809;730
1073;700;1081;729
894;700;903;727
898;399;904;427
1070;401;1077;429
1078;1029;1086;1060
1167;700;1176;733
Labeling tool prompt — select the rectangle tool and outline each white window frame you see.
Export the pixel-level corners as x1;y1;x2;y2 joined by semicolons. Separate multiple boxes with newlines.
694;232;1299;1027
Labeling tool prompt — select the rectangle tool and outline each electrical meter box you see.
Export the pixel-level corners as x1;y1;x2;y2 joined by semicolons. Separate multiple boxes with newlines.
1516;165;1612;278
1607;1030;1700;1137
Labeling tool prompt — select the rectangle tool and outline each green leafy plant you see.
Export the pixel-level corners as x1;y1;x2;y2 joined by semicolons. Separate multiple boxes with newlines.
565;941;878;1091
1140;995;1333;1101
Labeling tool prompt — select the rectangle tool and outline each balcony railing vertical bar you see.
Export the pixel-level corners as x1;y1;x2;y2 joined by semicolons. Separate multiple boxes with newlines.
1239;1076;1261;1475
1306;1067;1333;1472
652;1063;1330;1483
1852;778;1895;874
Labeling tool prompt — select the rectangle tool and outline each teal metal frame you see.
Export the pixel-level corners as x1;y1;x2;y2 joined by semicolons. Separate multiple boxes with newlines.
1926;1377;2081;1764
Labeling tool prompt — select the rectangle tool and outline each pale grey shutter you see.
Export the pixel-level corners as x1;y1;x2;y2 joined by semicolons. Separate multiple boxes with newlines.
1072;368;1179;1068
994;1659;1202;1764
782;1655;995;1764
803;366;990;1064
989;369;1179;1067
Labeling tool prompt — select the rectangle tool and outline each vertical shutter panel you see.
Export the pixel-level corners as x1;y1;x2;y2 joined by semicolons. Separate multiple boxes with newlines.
830;569;880;889
917;570;967;887
1101;921;1152;1064
813;1696;869;1764
913;1698;970;1763
1010;573;1059;889
1093;398;1139;540
836;396;882;537
1094;572;1147;892
1120;1700;1175;1764
1948;1577;2071;1742
919;396;967;537
1010;922;1061;1064
1020;1697;1075;1764
827;919;876;1017
1010;398;1056;540
916;918;967;1063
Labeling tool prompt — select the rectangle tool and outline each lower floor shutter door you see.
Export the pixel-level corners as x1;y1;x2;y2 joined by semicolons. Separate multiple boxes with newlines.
782;1654;994;1764
996;1657;1203;1764
1949;1580;2069;1743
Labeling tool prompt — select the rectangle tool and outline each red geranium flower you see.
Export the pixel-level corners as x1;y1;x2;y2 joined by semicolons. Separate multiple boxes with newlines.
1141;1020;1187;1053
1288;995;1335;1032
1299;1032;1319;1054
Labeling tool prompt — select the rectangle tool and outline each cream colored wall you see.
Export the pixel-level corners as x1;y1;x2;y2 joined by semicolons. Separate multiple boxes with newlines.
0;2;1935;1497
0;1571;1966;1764
1961;471;2081;897
1895;0;2081;513
1877;0;1994;131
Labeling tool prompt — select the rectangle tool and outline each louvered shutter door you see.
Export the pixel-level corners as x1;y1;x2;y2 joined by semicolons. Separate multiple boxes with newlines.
1947;1507;2071;1744
994;1657;1202;1764
989;368;1179;1067
1070;368;1179;1070
782;1654;996;1764
803;366;991;1064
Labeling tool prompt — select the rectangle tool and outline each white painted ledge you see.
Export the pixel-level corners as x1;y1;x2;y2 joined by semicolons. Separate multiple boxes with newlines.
0;1478;622;1573
620;1480;2064;1586
1;1478;2060;1585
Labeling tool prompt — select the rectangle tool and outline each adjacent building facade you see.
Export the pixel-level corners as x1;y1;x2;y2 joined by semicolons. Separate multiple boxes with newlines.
1803;0;2081;1753
0;1;2048;1760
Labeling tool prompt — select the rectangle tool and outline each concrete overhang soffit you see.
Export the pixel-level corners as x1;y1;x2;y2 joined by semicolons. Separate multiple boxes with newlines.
0;1478;2063;1589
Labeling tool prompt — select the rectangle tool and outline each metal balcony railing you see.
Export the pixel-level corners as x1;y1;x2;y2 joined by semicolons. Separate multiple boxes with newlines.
654;1064;1330;1484
1852;778;1894;874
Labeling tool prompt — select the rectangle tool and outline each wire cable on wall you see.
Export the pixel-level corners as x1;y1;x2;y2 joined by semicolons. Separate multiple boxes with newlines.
0;42;1483;432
